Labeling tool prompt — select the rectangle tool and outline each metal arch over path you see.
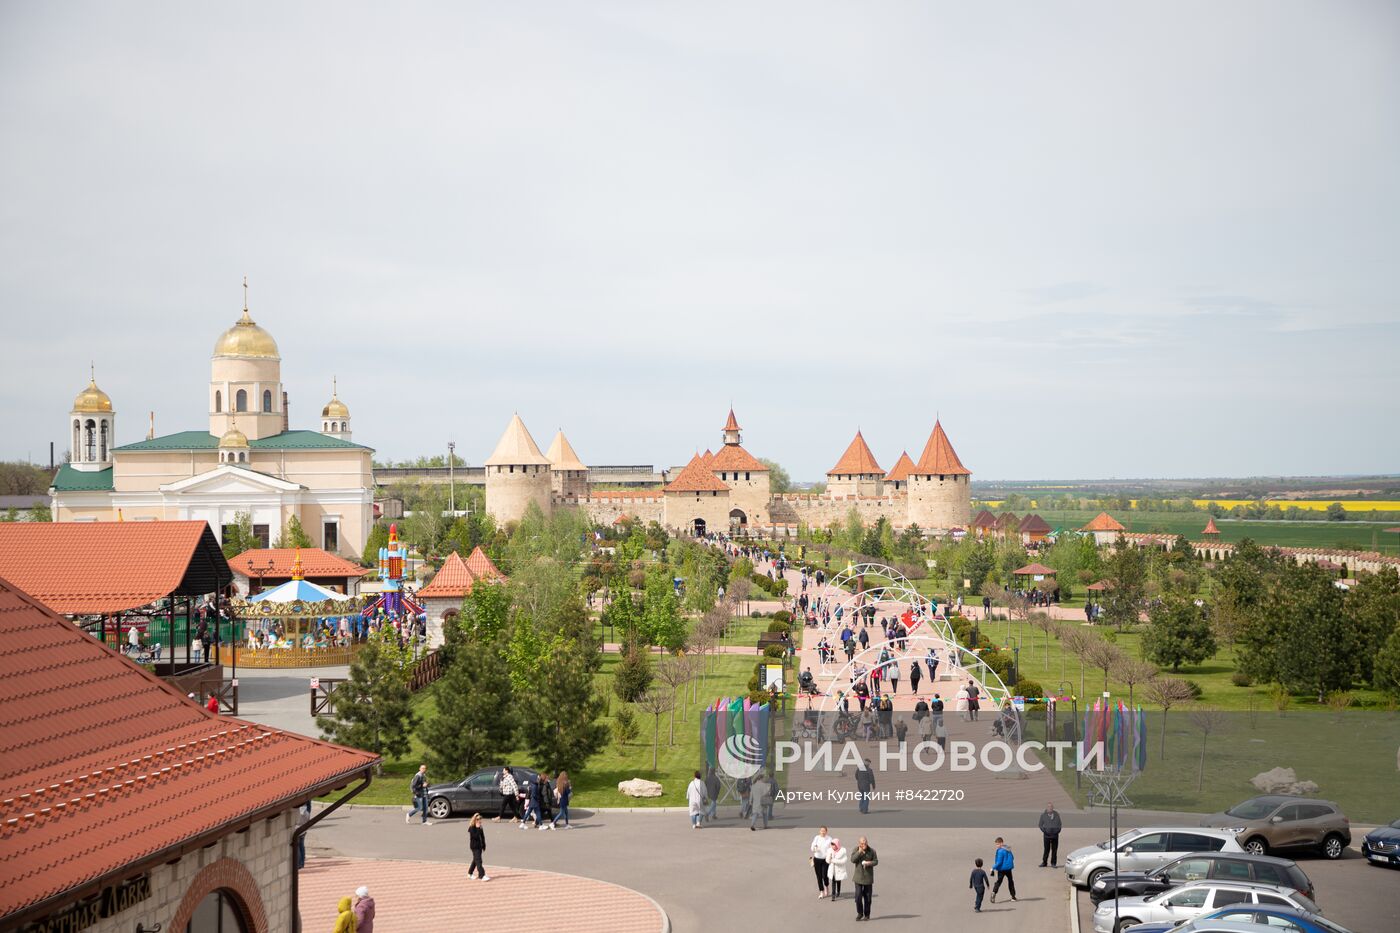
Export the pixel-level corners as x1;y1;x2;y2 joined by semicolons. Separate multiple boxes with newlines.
818;562;1012;709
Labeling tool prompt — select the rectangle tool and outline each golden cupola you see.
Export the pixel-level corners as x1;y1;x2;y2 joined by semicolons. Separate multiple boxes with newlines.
320;377;352;440
72;375;113;413
213;307;280;360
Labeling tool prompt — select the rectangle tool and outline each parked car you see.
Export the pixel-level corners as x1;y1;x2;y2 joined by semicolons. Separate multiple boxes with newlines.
1122;905;1353;933
1090;852;1315;905
1361;817;1400;868
1064;827;1243;888
424;766;540;820
1201;796;1351;859
1093;879;1320;933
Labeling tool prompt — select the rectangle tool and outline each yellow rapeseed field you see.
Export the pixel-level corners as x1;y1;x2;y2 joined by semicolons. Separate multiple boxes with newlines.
1190;499;1400;512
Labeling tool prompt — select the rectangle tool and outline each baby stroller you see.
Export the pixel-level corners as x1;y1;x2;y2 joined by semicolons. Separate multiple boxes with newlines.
798;669;821;697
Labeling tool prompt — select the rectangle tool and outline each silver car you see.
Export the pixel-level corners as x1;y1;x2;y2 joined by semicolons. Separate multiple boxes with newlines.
1094;880;1320;933
1065;827;1244;887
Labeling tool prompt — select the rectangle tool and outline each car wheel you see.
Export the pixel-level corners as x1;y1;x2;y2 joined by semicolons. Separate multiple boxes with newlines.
1243;836;1269;856
1113;918;1139;933
427;797;452;820
1087;867;1108;889
1322;834;1345;860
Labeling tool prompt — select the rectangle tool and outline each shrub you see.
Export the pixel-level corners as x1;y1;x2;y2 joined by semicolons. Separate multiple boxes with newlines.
763;644;787;660
1013;678;1045;701
771;610;793;624
611;705;640;748
1230;671;1252;688
750;610;764;618
613;646;653;702
1183;679;1204;700
765;620;791;634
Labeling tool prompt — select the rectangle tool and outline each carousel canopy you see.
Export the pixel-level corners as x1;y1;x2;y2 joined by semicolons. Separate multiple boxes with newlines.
248;578;350;604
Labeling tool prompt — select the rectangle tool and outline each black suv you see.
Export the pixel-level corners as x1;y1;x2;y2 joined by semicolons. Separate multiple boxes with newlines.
1089;852;1315;905
424;766;540;820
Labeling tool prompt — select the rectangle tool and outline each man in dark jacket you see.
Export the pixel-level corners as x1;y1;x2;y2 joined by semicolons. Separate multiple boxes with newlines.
854;759;875;814
1038;802;1062;867
851;836;878;921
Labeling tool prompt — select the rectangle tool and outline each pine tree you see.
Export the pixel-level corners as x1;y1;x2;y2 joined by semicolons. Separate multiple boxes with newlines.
361;522;390;568
275;514;314;549
613;630;653;702
420;635;516;778
519;637;608;774
316;627;417;759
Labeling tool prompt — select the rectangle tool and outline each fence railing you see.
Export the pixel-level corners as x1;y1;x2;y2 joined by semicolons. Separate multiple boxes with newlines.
195;677;239;715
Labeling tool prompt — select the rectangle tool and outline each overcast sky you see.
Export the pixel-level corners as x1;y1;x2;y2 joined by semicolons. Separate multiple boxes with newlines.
2;1;1397;481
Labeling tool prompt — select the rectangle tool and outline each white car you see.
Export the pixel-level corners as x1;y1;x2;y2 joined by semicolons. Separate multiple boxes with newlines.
1092;879;1319;933
1064;827;1244;887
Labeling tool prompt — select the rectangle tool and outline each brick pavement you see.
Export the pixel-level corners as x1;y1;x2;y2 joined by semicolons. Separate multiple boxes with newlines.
298;856;667;932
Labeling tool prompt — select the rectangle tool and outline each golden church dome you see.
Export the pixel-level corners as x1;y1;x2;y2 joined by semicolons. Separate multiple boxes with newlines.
322;397;349;419
72;376;113;413
218;424;250;449
213;309;280;360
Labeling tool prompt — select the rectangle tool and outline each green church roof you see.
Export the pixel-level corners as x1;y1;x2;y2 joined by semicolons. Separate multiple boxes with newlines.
114;430;369;452
51;464;115;492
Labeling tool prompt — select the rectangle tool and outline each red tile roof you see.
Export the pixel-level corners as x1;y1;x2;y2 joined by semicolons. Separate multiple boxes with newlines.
994;512;1020;531
229;547;371;580
419;548;506;599
971;509;998;529
911;420;970;475
1202;518;1221;535
723;409;741;432
1081;512;1126;532
0;574;377;925
884;451;915;483
0;521;230;615
665;454;731;493
1018;514;1052;534
1013;562;1057;576
827;431;884;476
709;443;767;472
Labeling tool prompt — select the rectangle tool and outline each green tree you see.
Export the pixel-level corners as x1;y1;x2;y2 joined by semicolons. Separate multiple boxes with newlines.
1273;563;1357;701
613;627;654;701
759;459;792;494
1345;568;1400;686
219;511;260;559
963;543;995;595
641;566;686;650
519;637;608;774
420;632;516;777
315;627;417;758
1375;626;1400;697
361;521;390;568
29;501;52;522
446;580;512;659
1100;541;1149;630
1142;593;1217;671
274;514;314;549
1324;502;1347;522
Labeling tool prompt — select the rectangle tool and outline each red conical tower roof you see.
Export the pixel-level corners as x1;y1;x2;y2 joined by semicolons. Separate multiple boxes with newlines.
912;420;970;475
828;430;884;476
723;408;741;432
1202;517;1221;536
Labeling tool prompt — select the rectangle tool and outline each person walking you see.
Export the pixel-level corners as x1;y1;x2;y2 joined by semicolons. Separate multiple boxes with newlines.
909;658;922;695
704;767;720;823
1038;802;1062;867
851;836;878;921
352;886;375;933
809;826;833;897
968;683;982;722
332;896;356;933
495;767;519;822
854;758;875;814
990;837;1017;903
406;764;430;825
468;813;490;881
551;771;572;829
686;770;707;829
828;837;849;901
969;858;989;912
887;659;900;695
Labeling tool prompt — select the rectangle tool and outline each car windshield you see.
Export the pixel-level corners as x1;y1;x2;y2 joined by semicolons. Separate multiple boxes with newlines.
1098;829;1143;849
1225;799;1279;819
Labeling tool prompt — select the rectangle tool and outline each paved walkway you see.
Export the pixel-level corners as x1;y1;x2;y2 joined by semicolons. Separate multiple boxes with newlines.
299;856;667;932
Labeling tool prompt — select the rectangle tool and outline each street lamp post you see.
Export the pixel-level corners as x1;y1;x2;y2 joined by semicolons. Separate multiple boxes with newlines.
447;441;456;516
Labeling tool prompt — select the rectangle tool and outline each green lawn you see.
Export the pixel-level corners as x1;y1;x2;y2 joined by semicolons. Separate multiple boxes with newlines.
1019;509;1400;555
1032;708;1400;823
323;652;759;809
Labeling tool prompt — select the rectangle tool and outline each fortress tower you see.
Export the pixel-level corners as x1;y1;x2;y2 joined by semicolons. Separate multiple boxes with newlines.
905;420;971;530
708;408;769;529
884;451;915;493
484;413;553;525
826;430;884;498
546;429;589;498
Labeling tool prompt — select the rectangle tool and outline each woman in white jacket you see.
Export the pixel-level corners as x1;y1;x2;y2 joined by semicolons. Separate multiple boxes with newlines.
827;837;850;901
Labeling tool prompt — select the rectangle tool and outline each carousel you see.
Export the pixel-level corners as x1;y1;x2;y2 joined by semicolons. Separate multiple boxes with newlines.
228;528;427;668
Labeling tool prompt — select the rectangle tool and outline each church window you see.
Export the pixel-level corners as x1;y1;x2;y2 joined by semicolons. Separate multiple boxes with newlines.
72;421;80;459
83;419;96;461
323;519;340;552
99;420;108;460
235;389;248;412
262;389;273;412
214;390;222;412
